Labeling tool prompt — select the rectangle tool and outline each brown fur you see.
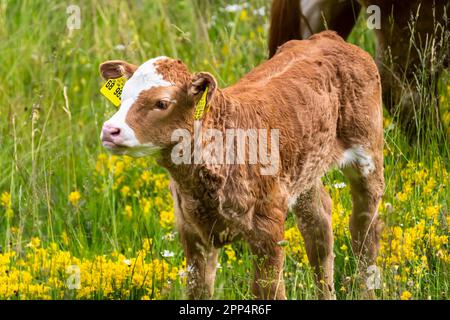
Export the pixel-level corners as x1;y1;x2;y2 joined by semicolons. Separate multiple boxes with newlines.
100;31;384;299
154;58;192;85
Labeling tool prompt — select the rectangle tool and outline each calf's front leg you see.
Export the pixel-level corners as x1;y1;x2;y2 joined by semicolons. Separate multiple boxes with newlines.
180;229;219;299
249;208;286;300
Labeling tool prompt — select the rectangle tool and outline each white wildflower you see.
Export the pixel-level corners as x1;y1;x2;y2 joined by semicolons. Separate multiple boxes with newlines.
161;250;175;258
253;7;266;16
333;182;347;189
123;259;131;266
224;3;249;13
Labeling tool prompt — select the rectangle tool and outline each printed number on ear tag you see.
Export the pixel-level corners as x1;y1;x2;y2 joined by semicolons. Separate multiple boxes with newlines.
100;77;126;107
194;86;209;120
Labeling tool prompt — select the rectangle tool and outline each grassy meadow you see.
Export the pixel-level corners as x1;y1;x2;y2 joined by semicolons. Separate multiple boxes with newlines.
0;0;449;300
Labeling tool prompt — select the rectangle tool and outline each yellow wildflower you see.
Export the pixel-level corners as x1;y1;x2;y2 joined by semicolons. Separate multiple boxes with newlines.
424;205;440;220
27;237;41;249
159;209;174;228
396;191;407;202
141;198;152;216
239;10;248;21
142;238;153;251
1;192;11;208
124;205;133;218
400;291;412;300
224;245;237;265
423;177;436;195
68;191;81;206
120;185;131;198
1;191;14;217
114;161;125;177
140;171;152;184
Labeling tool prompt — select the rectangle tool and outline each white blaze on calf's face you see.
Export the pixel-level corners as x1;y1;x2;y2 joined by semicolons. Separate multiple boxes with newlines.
101;56;172;156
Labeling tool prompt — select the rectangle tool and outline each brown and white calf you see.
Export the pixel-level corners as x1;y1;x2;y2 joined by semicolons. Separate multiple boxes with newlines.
99;31;384;300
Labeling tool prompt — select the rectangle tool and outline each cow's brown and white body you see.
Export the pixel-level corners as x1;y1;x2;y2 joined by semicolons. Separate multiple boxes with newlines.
100;31;384;299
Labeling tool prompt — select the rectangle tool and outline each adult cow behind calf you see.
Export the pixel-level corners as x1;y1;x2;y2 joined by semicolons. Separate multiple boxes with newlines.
99;31;384;300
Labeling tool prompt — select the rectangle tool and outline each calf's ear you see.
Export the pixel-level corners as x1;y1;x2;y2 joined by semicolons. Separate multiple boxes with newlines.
189;72;217;107
99;60;138;80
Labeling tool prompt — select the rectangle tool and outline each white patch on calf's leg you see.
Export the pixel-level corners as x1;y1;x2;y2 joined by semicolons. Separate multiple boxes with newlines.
288;195;298;211
338;145;375;177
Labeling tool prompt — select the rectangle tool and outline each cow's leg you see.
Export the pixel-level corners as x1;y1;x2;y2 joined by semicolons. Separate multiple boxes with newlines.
249;208;286;300
293;182;335;300
171;181;219;299
179;228;219;299
342;151;384;299
250;244;286;300
300;0;360;39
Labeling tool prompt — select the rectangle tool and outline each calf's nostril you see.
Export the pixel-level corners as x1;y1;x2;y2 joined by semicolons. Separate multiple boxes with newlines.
110;127;121;136
102;125;121;140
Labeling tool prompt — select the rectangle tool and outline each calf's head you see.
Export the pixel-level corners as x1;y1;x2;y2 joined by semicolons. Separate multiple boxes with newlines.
100;56;217;157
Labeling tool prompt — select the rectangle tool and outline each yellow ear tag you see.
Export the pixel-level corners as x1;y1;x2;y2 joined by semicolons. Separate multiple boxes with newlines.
100;77;126;107
194;86;209;120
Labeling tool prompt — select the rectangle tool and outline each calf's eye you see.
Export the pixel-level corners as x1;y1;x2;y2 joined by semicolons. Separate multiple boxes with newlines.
155;100;169;110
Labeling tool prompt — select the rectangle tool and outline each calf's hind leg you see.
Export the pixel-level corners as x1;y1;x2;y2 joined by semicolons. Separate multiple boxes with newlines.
342;149;384;298
293;182;336;300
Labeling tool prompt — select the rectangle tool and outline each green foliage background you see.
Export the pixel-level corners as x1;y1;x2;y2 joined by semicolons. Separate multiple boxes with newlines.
0;0;448;299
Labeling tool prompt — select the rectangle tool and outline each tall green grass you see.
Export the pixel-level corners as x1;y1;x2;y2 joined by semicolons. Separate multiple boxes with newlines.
0;0;448;299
